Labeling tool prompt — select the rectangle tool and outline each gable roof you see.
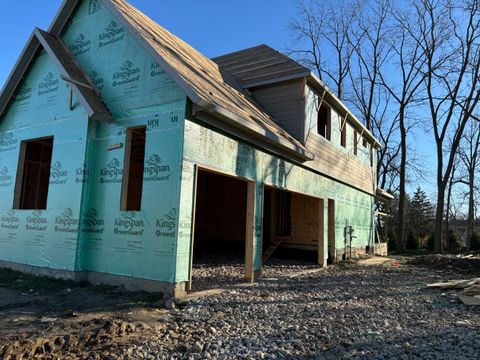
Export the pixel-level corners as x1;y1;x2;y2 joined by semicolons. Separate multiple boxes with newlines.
0;28;111;122
212;44;311;88
103;0;312;160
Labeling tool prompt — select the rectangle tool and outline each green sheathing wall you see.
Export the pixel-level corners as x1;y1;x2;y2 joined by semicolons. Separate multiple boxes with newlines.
63;0;187;282
0;50;89;271
175;119;375;282
305;85;372;166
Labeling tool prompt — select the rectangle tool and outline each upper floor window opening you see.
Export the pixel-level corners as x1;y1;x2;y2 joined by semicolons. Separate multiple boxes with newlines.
317;102;331;141
340;119;347;148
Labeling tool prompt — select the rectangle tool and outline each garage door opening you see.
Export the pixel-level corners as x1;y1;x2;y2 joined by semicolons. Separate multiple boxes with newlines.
262;186;324;266
189;169;254;291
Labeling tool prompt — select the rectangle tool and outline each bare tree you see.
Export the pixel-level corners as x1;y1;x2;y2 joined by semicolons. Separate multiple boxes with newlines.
414;0;480;253
288;0;361;100
376;5;427;251
348;0;392;131
457;120;480;249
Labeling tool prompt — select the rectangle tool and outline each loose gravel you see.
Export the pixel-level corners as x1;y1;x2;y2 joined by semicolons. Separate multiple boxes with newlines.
126;255;480;360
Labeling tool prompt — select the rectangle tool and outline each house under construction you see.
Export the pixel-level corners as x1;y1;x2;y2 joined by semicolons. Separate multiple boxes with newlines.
0;0;385;297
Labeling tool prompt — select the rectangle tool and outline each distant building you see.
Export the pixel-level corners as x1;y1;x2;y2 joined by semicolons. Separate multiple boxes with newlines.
450;220;480;247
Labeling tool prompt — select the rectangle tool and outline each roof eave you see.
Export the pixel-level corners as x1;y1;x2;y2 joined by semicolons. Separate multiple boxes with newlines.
33;28;112;123
241;71;312;89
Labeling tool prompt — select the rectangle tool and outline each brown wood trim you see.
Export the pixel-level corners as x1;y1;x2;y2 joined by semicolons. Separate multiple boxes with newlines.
328;199;336;263
12;141;27;209
245;181;255;283
120;125;146;211
120;129;133;211
318;198;325;267
187;165;199;292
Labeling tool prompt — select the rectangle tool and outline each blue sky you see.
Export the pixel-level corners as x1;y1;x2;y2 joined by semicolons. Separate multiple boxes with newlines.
0;0;436;199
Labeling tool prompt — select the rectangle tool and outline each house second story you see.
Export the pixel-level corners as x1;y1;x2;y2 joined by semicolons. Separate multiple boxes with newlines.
213;45;380;194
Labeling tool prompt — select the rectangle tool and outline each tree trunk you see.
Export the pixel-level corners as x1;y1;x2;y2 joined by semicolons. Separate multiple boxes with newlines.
467;169;475;250
445;165;455;251
397;110;407;252
434;182;446;254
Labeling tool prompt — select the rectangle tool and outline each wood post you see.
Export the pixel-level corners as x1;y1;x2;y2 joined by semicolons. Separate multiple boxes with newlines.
187;165;199;292
318;198;325;267
328;199;336;263
245;181;255;283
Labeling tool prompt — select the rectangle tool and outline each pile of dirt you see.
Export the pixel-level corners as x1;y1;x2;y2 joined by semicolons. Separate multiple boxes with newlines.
0;318;147;360
408;254;480;273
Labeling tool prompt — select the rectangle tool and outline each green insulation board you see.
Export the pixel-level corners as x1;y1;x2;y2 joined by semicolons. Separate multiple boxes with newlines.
175;120;375;282
0;49;89;271
0;0;187;283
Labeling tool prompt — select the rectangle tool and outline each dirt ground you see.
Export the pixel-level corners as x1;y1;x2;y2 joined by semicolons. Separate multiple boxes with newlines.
0;254;479;359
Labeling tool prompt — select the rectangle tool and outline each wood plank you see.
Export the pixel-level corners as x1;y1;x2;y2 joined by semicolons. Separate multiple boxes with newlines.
245;181;255;283
187;165;199;292
318;198;325;267
328;199;335;263
13;141;27;209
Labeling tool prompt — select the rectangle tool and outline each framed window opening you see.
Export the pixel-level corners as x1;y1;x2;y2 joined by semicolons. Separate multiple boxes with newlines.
121;126;147;211
340;119;347;148
317;102;331;140
354;131;358;156
13;136;54;210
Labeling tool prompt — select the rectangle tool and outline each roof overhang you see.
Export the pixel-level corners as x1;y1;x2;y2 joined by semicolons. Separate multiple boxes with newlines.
192;102;314;162
0;24;111;123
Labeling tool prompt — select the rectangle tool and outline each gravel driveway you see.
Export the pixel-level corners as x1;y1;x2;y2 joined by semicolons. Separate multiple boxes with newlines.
128;257;480;360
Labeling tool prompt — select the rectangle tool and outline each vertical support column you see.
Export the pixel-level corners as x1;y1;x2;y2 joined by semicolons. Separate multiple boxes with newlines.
245;181;255;283
328;199;336;264
317;198;326;267
187;165;199;292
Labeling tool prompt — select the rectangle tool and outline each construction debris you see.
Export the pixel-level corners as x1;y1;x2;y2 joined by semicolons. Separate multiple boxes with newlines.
427;278;480;305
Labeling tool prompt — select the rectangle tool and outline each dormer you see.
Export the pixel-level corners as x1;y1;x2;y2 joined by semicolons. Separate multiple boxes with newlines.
213;45;380;167
213;45;310;143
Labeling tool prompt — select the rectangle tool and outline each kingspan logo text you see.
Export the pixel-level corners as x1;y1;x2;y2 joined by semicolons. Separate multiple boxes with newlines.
76;163;89;184
99;20;124;47
0;133;18;150
38;72;59;96
89;71;104;90
100;158;123;184
1;210;19;230
88;0;103;15
55;208;79;233
82;208;105;234
69;33;91;56
26;210;48;231
144;154;170;181
114;212;144;236
112;61;140;87
0;167;12;187
50;161;68;185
